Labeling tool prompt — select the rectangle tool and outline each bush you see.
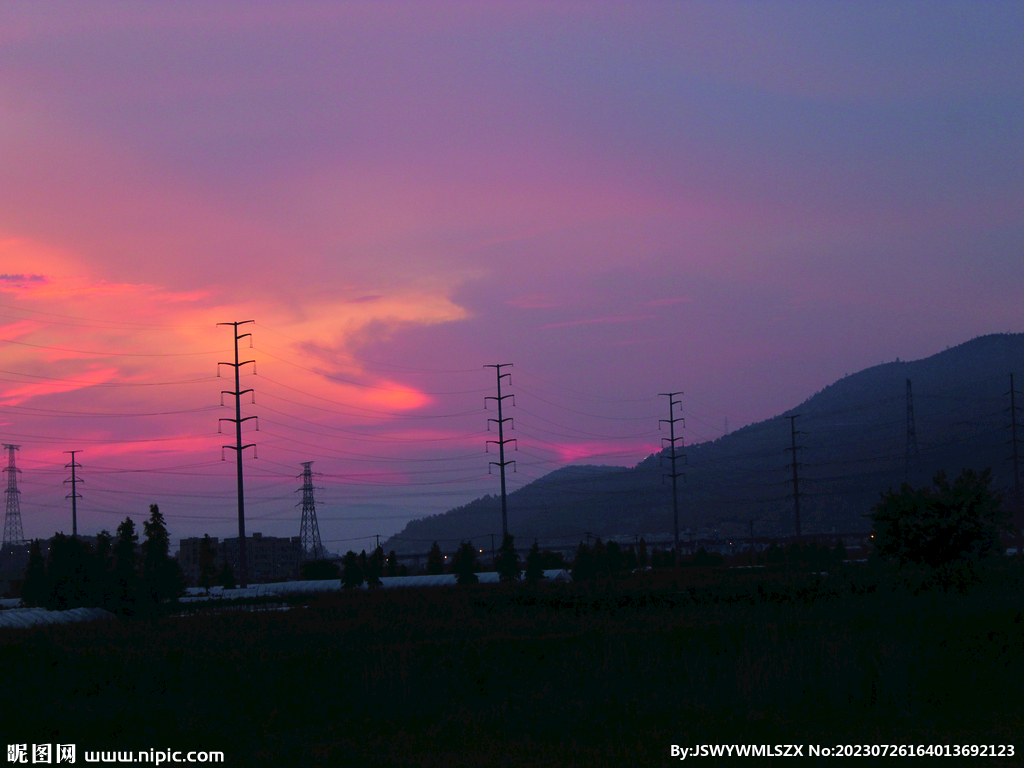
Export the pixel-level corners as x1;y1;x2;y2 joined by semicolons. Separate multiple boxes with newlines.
426;542;444;575
524;541;545;584
341;551;364;589
495;534;520;583
452;541;479;585
870;468;1007;569
301;560;340;581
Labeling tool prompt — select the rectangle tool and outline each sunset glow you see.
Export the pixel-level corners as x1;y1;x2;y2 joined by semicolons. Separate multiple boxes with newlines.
0;3;1021;552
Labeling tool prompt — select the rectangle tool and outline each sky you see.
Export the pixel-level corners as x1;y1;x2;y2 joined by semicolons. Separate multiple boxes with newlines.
0;2;1021;553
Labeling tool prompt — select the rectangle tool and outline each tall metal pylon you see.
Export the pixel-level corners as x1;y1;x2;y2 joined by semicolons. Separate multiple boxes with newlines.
218;320;257;588
1008;373;1022;557
63;450;82;537
484;363;516;538
784;415;803;540
659;392;685;562
2;444;25;549
297;461;324;562
905;378;920;481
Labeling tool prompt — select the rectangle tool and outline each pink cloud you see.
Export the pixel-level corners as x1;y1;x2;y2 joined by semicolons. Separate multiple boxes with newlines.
0;366;121;405
548;440;660;464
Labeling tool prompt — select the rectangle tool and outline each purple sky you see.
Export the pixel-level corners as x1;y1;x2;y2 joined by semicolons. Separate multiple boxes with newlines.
0;2;1021;552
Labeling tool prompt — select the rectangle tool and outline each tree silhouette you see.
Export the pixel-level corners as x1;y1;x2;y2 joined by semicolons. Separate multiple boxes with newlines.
142;504;185;605
637;537;648;570
113;517;139;613
92;530;115;609
452;541;479;585
833;539;847;563
524;540;545;584
495;534;520;583
572;542;595;581
198;534;218;594
46;534;93;610
591;538;608;577
217;562;236;590
21;539;47;607
358;549;368;578
624;544;638;571
300;559;340;581
870;468;1007;569
683;547;723;567
386;550;399;577
366;546;385;587
605;540;624;574
341;550;364;588
426;542;444;575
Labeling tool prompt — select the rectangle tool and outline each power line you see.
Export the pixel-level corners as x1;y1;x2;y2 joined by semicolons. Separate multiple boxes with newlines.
0;337;221;357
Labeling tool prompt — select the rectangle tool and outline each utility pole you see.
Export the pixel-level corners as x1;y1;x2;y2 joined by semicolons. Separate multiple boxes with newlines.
297;461;324;562
784;415;802;540
905;378;920;482
484;363;516;539
1009;374;1022;557
659;392;686;563
218;320;257;588
490;533;496;567
374;534;381;551
2;444;25;549
63;450;82;537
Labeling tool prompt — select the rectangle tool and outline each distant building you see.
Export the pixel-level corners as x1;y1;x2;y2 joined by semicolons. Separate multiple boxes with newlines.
177;533;302;586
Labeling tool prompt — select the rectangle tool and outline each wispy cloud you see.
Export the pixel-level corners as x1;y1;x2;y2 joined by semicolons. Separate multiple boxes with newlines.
537;314;655;331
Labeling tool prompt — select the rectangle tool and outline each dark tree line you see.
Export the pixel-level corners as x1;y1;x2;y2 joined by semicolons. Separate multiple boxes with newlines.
339;546;408;589
571;538;642;581
21;505;186;615
419;536;567;584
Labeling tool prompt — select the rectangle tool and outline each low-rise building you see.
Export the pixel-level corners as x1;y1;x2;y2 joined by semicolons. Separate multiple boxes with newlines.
177;533;302;586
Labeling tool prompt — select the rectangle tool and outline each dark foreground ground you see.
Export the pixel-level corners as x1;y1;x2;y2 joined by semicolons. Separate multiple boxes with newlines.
2;563;1023;767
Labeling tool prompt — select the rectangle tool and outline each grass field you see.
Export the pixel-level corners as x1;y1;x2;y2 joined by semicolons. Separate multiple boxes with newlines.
2;563;1023;766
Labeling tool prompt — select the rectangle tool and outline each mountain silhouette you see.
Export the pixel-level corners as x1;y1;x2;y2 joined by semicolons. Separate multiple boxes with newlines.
385;333;1024;552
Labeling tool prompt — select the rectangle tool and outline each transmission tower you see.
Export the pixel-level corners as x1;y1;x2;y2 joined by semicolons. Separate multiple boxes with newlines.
484;363;516;539
2;444;25;549
218;320;257;588
905;378;920;481
63;450;82;537
659;392;686;562
297;461;324;562
784;415;803;540
1008;374;1022;556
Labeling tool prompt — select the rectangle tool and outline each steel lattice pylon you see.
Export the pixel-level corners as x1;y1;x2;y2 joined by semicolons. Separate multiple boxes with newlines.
2;444;25;549
298;461;324;561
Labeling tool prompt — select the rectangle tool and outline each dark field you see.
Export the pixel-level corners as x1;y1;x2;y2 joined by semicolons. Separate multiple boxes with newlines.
3;564;1024;767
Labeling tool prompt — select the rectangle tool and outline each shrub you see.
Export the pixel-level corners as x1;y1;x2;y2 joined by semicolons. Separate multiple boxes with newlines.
870;468;1007;569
